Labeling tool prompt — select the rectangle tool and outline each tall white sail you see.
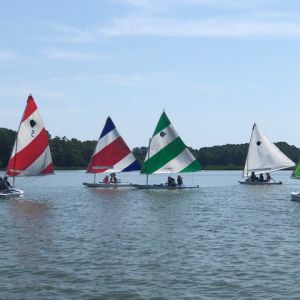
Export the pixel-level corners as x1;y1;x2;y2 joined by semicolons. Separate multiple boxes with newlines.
243;123;295;177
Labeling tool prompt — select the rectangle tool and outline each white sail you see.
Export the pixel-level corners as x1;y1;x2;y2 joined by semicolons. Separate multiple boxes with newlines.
243;123;295;177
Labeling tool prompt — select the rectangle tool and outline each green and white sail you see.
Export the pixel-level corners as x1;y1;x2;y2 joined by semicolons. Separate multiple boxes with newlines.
141;112;201;174
291;163;300;179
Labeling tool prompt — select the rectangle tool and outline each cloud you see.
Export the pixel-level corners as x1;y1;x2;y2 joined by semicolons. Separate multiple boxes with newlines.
50;24;95;43
0;50;17;61
98;15;300;38
101;0;298;39
44;48;109;60
97;73;144;86
33;1;297;43
121;0;282;10
122;0;152;8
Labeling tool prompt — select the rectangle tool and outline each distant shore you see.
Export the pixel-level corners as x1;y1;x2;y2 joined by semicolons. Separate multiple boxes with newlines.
1;128;299;171
1;166;295;172
0;166;245;172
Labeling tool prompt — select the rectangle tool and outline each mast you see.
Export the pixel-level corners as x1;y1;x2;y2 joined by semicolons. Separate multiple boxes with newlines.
244;122;256;178
11;95;31;186
146;138;151;185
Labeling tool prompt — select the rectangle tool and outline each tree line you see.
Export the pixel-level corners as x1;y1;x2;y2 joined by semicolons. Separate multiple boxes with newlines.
1;127;300;170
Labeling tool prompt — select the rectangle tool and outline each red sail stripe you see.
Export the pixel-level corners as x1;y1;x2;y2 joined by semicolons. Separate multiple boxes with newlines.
87;137;131;173
22;95;38;122
41;163;54;175
7;128;49;176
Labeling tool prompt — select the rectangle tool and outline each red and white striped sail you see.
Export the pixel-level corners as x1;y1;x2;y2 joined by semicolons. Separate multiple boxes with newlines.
6;95;54;177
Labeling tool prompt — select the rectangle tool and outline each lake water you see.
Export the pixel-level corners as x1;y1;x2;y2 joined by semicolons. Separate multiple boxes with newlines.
1;170;300;299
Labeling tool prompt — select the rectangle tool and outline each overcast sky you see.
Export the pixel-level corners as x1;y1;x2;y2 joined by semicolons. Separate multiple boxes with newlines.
1;0;300;148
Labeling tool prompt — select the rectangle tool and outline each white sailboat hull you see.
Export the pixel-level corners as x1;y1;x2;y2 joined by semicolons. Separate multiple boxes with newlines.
0;188;24;198
238;180;282;185
131;184;199;190
291;192;300;201
82;182;132;188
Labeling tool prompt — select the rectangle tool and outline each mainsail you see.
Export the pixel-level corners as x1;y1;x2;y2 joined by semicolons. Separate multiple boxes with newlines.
243;123;295;177
6;95;54;176
87;117;140;173
141;111;201;174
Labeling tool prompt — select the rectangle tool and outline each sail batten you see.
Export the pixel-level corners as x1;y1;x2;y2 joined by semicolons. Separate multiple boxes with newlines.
141;112;201;174
243;123;295;177
87;117;140;173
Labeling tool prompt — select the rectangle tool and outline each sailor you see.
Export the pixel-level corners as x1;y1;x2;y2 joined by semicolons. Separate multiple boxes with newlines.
110;173;118;183
250;172;257;182
3;176;11;188
266;173;271;182
0;177;7;191
103;175;109;183
167;176;176;187
259;174;264;182
177;175;183;186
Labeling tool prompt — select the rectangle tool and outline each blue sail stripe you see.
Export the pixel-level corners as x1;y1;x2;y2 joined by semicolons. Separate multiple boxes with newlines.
100;117;116;138
122;160;141;172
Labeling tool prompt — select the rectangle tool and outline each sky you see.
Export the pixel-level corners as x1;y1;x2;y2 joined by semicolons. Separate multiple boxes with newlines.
1;0;300;148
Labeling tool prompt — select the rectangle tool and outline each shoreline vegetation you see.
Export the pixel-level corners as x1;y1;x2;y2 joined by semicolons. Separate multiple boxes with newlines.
1;127;299;171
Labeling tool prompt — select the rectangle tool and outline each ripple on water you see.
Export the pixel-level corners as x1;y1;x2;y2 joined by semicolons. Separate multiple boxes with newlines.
0;170;300;299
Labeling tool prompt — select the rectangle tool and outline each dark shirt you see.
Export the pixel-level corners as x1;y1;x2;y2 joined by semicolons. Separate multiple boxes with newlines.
0;180;7;190
4;179;11;187
177;176;183;186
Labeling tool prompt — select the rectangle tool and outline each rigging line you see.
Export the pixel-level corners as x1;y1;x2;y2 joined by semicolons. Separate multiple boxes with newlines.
13;175;44;187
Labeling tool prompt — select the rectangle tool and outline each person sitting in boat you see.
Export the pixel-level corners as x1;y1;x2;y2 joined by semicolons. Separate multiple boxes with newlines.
0;177;7;191
259;174;264;182
167;176;176;187
4;176;11;187
177;175;183;186
110;173;118;183
266;173;271;182
103;175;109;184
250;172;258;182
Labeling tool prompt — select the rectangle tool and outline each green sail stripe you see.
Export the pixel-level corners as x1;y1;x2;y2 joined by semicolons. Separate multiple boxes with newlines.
180;159;202;173
141;137;186;174
153;112;171;136
295;163;300;178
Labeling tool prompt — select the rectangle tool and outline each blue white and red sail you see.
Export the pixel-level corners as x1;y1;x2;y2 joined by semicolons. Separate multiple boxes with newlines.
87;117;140;173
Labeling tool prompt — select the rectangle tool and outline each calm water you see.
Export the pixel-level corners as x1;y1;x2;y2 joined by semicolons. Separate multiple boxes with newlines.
1;170;300;299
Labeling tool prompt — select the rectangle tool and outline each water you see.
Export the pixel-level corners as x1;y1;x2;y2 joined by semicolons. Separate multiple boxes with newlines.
1;170;300;299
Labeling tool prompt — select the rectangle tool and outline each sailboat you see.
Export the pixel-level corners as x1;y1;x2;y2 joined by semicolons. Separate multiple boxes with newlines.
82;116;140;188
239;123;295;185
290;163;300;201
1;95;54;198
131;111;202;190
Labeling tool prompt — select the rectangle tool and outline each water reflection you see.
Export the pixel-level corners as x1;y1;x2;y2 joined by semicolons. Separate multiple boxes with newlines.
9;199;53;257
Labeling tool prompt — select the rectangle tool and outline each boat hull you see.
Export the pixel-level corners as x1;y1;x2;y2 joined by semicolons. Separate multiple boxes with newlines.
131;184;199;190
82;182;132;188
291;192;300;201
238;180;282;185
0;188;24;198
